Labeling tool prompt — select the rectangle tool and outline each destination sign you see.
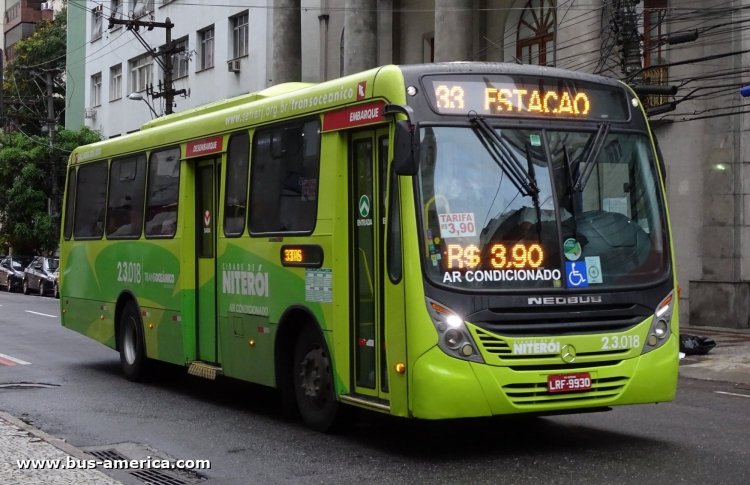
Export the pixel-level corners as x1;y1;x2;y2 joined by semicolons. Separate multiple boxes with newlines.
425;75;629;121
280;245;324;268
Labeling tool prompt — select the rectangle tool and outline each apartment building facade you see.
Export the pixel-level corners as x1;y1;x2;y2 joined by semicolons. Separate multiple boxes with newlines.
65;1;750;328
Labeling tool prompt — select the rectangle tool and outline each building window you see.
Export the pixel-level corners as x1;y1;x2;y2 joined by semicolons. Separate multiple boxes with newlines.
91;4;104;40
110;64;122;101
172;37;189;79
91;73;102;107
231;11;249;59
131;0;154;18
129;55;153;93
109;0;122;29
199;26;215;70
516;0;555;66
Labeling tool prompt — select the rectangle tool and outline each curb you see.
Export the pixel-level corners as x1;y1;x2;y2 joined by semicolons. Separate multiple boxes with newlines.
0;410;126;484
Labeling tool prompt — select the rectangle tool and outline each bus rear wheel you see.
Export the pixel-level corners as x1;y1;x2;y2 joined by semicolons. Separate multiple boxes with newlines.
119;301;148;381
293;326;340;432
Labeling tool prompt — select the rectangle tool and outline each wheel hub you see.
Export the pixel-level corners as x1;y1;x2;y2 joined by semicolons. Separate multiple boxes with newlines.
299;348;325;399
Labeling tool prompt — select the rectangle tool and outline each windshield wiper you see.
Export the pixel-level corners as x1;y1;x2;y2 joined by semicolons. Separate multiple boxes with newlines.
562;143;576;212
573;122;611;192
469;114;539;198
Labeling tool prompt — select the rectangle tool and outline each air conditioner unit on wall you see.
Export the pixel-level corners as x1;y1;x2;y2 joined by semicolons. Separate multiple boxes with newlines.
84;108;97;119
227;59;241;73
40;2;52;11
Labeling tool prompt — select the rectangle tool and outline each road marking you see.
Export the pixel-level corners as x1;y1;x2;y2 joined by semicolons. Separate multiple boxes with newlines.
0;352;31;366
714;391;750;399
25;310;57;318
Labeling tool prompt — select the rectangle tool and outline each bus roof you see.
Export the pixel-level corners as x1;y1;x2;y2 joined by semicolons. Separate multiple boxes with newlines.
140;82;315;130
69;63;628;164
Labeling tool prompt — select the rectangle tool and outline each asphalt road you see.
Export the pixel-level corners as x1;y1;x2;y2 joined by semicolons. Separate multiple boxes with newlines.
1;291;748;484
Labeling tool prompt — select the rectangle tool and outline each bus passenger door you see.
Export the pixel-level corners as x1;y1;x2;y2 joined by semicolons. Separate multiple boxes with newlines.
350;128;390;401
196;158;219;363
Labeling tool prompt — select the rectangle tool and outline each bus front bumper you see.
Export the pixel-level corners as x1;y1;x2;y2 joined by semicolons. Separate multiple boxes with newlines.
409;335;679;419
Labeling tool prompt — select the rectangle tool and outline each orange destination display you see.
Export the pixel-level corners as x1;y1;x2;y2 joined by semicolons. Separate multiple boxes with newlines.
425;75;629;120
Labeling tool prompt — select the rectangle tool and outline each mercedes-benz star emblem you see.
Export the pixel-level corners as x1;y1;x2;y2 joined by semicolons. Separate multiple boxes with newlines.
561;344;577;363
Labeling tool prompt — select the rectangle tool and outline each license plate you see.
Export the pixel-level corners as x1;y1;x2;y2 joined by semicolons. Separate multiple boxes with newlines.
547;372;592;393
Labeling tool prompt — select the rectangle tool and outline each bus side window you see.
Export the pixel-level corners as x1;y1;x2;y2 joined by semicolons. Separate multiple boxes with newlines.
145;147;181;238
224;132;250;236
106;154;146;239
249;118;320;234
63;167;77;240
73;161;108;239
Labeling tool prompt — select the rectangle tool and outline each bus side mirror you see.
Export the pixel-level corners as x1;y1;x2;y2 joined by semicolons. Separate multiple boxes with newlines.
392;120;419;176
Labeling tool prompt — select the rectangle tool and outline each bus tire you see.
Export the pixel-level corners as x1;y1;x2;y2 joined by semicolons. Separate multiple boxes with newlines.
119;301;148;382
293;325;340;432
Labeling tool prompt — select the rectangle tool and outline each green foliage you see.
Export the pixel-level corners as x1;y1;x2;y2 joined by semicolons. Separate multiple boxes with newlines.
0;7;102;254
0;127;101;254
3;7;67;135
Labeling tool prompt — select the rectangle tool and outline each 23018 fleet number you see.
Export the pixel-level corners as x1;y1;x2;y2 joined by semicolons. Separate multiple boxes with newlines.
601;335;640;350
117;261;142;284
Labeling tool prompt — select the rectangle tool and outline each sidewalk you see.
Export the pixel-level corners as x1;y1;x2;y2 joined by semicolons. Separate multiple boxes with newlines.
679;325;750;386
0;410;121;484
1;325;748;485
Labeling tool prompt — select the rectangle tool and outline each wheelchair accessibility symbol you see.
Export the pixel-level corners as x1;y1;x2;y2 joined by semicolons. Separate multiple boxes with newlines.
565;261;588;288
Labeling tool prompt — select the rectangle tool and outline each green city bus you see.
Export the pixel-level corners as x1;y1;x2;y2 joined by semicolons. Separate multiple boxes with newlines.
60;63;678;431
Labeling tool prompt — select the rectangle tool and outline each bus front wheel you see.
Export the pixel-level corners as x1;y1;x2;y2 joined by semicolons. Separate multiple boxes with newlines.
293;326;340;432
119;301;148;381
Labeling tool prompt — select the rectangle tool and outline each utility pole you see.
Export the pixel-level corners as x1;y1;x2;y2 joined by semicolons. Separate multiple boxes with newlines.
108;16;185;115
617;0;642;80
46;70;58;216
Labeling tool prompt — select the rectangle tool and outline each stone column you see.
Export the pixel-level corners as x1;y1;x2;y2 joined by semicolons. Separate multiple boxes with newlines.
271;0;301;84
434;0;473;61
343;0;378;75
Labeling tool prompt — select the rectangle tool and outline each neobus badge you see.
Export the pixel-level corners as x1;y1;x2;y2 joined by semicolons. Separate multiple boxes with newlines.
186;136;224;158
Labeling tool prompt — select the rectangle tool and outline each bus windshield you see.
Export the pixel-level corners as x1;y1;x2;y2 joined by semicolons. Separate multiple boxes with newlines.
417;125;669;290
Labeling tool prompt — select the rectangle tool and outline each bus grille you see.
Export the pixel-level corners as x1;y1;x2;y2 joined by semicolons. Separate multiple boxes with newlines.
502;376;629;406
474;328;629;367
468;303;650;336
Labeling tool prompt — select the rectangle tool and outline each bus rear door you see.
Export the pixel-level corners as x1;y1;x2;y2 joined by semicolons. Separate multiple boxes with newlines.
196;157;220;364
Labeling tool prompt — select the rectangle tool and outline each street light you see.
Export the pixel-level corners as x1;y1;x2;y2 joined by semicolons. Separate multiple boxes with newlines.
127;92;159;118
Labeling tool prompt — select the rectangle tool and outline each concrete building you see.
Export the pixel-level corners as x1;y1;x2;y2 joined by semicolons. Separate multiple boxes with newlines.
65;1;750;328
68;1;273;136
3;0;55;61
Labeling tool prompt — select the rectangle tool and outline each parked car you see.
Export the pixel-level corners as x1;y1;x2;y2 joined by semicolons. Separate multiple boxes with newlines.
22;256;60;297
0;256;35;292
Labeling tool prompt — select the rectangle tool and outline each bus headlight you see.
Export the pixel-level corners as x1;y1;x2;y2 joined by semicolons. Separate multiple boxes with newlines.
426;298;484;363
643;291;674;354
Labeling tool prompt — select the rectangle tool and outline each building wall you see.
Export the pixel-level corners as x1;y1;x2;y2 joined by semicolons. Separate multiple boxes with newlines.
80;0;271;138
65;3;86;131
69;0;750;326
